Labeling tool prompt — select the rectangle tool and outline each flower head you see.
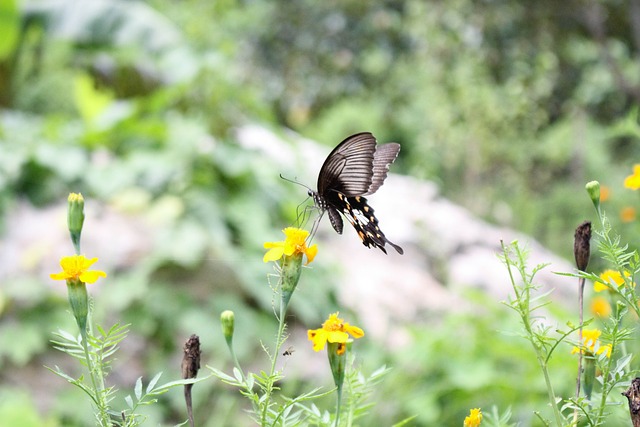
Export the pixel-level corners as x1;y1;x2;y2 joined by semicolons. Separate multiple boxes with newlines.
464;408;483;427
595;269;633;292
624;165;640;190
571;328;612;358
263;227;318;265
308;312;364;355
50;255;107;284
591;296;611;318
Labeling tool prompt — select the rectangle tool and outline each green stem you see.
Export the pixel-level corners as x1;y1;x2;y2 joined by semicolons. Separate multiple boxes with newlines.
261;290;288;426
502;242;563;427
79;327;110;426
334;383;342;427
574;277;585;425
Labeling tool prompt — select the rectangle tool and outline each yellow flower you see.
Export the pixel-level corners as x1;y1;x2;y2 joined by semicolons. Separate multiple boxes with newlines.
595;269;633;292
624;164;640;190
571;329;611;358
464;408;482;427
50;255;107;284
591;296;611;318
263;227;318;264
308;312;364;354
599;185;611;202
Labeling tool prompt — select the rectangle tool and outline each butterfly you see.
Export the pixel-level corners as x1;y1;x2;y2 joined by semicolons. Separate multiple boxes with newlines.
308;132;403;255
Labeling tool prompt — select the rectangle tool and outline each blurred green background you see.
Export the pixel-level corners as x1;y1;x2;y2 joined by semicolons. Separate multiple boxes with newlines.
1;0;639;425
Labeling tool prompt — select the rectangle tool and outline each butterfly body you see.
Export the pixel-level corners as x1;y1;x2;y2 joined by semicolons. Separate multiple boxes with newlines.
309;132;403;255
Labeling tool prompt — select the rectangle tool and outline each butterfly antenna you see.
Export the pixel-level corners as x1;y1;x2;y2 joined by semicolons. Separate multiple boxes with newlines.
279;173;313;192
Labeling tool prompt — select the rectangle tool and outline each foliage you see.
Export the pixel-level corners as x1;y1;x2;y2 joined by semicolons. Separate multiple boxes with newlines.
2;0;640;425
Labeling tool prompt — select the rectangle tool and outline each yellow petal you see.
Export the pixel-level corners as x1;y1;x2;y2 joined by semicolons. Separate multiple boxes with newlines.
304;244;318;264
344;324;364;338
50;272;70;281
326;330;349;344
309;329;328;351
263;247;285;263
263;241;282;249
80;270;107;284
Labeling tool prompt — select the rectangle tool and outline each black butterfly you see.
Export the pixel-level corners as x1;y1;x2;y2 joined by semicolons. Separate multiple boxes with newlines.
308;132;403;255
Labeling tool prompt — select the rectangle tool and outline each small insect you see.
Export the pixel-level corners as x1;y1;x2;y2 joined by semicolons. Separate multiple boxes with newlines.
282;346;295;356
308;132;403;254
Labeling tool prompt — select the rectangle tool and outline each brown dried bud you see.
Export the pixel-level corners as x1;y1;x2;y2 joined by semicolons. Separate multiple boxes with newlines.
182;334;200;427
574;221;592;272
182;334;201;380
622;377;640;427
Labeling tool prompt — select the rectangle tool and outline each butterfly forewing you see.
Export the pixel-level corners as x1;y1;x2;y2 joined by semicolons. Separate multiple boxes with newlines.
317;132;378;197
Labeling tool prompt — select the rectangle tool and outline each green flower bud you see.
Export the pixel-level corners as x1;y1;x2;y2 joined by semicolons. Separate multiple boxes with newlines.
67;193;85;254
585;181;600;211
221;310;235;346
583;356;595;400
281;252;303;309
66;279;88;334
327;340;350;391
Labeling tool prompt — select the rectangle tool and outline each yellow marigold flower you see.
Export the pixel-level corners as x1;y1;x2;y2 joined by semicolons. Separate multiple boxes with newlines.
599;185;611;202
595;269;633;292
263;227;318;265
50;255;107;284
591;296;611;318
624;164;640;190
571;328;611;358
464;408;483;427
308;312;364;354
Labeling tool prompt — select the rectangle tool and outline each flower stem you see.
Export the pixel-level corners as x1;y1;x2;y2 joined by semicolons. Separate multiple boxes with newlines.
501;241;563;427
261;289;288;426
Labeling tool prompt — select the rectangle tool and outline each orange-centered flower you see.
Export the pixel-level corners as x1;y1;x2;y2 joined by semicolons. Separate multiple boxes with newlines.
263;227;318;264
308;312;364;355
50;255;107;284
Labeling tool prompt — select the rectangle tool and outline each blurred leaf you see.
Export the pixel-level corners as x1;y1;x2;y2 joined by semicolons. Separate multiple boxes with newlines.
0;0;19;60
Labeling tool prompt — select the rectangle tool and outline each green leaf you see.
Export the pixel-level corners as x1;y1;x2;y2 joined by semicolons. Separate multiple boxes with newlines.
146;372;163;394
0;0;19;60
134;376;143;400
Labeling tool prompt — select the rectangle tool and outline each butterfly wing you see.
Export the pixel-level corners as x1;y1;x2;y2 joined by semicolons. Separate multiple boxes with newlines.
317;132;377;197
367;142;401;195
331;192;403;254
312;132;403;254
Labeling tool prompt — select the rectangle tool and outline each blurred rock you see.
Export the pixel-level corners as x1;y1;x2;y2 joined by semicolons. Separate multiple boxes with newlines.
235;125;578;346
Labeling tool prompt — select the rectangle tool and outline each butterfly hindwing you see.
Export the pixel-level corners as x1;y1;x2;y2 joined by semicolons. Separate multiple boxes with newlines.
332;192;403;255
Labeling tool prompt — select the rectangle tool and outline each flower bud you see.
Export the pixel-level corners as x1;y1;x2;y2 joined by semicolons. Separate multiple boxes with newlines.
221;310;235;346
67;193;85;254
66;279;88;334
281;252;303;309
327;340;350;391
585;181;600;211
